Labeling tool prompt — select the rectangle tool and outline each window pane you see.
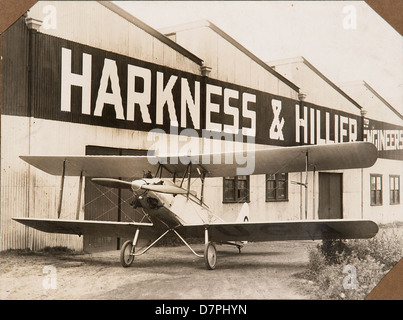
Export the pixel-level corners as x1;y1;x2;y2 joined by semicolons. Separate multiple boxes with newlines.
223;179;235;201
277;181;286;199
376;177;382;190
267;174;275;181
266;180;276;200
390;177;395;190
376;190;382;205
237;180;248;201
371;190;376;205
371;176;376;190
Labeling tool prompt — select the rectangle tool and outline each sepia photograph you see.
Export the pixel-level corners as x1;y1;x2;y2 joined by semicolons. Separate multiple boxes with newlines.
0;0;402;306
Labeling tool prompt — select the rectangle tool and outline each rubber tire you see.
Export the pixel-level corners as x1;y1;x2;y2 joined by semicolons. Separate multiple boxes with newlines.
120;240;135;268
204;241;217;270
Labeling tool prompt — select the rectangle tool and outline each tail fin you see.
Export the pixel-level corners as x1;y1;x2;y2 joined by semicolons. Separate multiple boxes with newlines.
236;202;250;222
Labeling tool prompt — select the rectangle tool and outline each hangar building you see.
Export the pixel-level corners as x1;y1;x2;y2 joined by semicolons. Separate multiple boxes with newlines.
1;1;402;252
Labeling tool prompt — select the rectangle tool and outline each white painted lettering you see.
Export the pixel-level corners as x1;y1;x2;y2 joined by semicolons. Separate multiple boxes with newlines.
205;84;222;132
94;58;124;119
340;116;349;142
223;88;239;134
60;48;92;114
349;118;357;142
156;72;178;125
310;108;315;144
242;93;256;137
295;104;308;143
127;65;152;123
269;99;285;140
181;78;200;129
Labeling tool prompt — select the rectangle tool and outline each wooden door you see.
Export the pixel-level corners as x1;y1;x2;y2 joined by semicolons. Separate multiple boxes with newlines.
318;173;343;219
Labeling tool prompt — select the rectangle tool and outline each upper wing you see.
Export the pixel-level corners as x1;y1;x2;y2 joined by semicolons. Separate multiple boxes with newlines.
12;217;155;238
178;219;379;242
20;141;377;178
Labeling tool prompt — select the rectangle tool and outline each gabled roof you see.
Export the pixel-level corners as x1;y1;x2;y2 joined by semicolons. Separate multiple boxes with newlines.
98;1;204;66
269;56;363;111
339;80;403;121
160;20;299;93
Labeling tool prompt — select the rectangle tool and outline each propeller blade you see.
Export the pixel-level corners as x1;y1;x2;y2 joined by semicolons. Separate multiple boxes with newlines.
141;184;188;195
91;178;132;189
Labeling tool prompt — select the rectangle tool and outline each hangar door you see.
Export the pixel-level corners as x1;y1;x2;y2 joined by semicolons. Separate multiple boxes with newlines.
83;146;149;253
318;173;343;219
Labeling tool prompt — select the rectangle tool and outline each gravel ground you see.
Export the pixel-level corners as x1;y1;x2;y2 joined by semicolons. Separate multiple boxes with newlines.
0;240;318;300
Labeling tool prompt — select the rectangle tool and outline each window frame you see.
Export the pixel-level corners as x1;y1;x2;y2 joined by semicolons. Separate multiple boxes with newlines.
265;173;289;202
389;175;400;205
370;174;383;206
223;176;250;203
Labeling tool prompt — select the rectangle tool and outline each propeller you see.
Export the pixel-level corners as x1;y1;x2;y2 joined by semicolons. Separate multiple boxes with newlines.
141;184;188;195
91;178;132;189
91;178;189;195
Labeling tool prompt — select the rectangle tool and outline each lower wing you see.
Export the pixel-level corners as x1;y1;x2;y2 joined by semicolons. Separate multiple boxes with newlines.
13;217;378;242
13;217;154;238
179;219;379;242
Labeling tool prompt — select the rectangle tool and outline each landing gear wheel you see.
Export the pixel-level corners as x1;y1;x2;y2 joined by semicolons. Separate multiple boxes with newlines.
120;240;135;267
204;241;217;270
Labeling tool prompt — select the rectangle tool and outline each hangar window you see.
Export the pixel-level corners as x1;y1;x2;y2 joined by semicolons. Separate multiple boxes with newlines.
266;173;288;202
370;174;383;206
390;175;400;205
223;176;250;203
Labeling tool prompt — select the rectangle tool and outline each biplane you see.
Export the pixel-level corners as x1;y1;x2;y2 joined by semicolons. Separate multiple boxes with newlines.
14;142;379;269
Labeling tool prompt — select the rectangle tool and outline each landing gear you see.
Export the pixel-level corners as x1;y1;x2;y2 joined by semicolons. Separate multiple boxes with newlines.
119;226;218;270
120;240;135;267
204;241;217;270
120;227;140;268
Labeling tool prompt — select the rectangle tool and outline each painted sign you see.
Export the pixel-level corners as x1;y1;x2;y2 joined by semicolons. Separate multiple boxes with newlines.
364;118;403;160
7;32;364;148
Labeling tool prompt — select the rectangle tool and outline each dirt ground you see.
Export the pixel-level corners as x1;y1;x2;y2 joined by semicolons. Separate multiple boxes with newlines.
0;240;318;300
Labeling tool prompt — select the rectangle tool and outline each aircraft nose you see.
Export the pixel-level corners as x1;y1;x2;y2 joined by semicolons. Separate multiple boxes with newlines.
131;179;146;192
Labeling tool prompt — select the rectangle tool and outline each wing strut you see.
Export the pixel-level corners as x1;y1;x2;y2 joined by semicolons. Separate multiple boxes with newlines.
178;162;193;199
57;160;66;218
186;162;192;199
200;170;207;205
75;171;83;220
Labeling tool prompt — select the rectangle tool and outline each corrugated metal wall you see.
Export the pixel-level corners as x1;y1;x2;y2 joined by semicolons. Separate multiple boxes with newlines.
1;17;30;250
0;2;204;251
1;17;30;117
